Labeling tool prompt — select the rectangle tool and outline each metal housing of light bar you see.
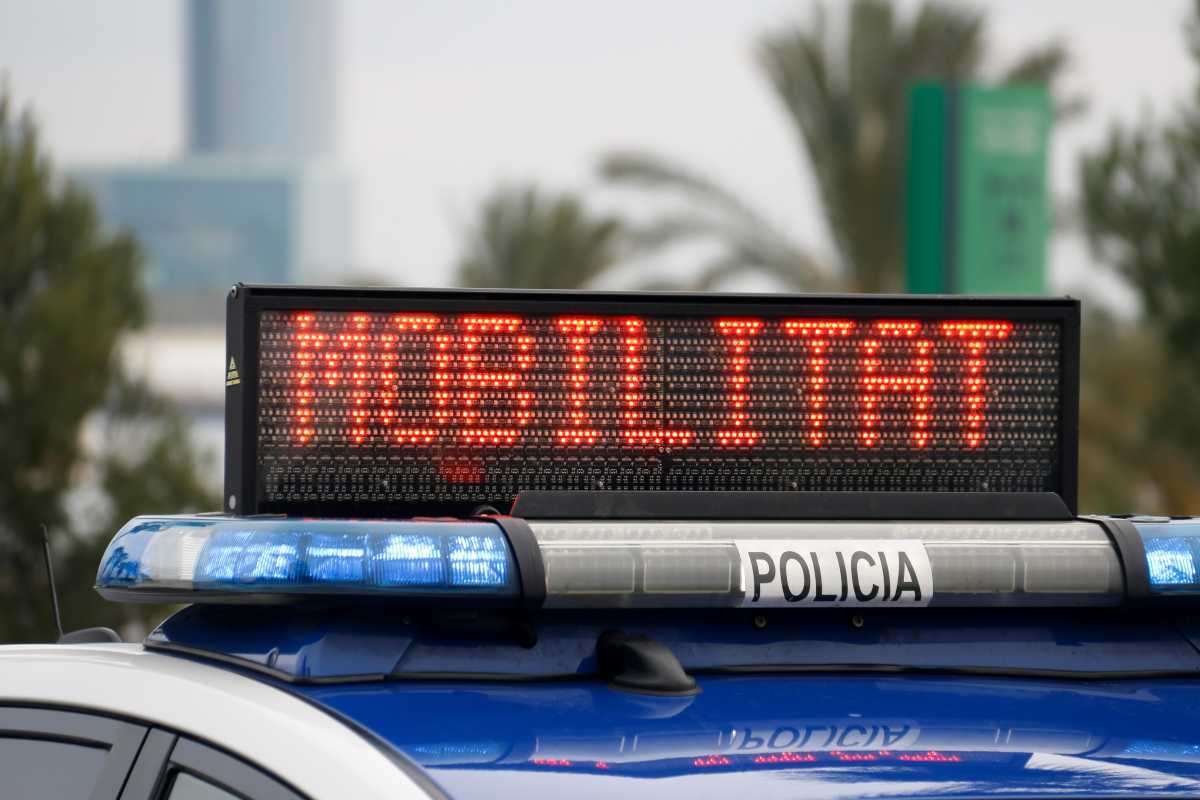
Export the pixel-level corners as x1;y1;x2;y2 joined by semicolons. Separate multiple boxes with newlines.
529;519;1122;608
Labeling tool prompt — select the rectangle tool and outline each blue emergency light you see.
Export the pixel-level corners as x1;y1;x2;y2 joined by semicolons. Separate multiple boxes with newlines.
1140;520;1200;591
96;516;520;602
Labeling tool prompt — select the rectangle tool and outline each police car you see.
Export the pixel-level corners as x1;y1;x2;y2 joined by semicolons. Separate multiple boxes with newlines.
4;285;1200;800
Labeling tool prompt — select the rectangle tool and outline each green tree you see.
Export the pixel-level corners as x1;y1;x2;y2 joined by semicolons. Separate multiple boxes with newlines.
1078;0;1200;513
455;184;623;289
601;0;1072;292
0;91;216;642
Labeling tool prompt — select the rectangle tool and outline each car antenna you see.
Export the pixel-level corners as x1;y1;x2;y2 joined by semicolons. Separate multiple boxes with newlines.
41;525;65;640
40;526;121;645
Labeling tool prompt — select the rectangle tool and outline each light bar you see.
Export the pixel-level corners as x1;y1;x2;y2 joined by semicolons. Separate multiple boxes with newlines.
95;516;518;602
225;286;1080;518
97;515;1127;607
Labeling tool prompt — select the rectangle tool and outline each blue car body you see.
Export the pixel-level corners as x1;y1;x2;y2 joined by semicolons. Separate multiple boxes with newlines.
300;674;1200;799
151;605;1200;798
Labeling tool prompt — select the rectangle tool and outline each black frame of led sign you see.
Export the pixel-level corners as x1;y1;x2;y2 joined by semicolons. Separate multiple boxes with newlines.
223;284;1080;519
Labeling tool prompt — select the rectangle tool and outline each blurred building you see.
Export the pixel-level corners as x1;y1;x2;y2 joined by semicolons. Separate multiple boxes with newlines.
73;160;350;318
188;0;337;159
74;0;350;325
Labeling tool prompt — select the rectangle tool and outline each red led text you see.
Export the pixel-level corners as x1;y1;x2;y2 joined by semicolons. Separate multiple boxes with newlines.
279;313;1015;450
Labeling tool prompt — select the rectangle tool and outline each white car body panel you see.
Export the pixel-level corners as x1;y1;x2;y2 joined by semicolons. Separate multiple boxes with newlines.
0;643;433;800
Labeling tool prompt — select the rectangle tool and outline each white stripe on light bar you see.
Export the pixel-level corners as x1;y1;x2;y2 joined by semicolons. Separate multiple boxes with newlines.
528;521;1122;608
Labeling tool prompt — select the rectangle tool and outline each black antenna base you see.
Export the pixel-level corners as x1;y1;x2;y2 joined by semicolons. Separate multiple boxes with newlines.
595;629;698;695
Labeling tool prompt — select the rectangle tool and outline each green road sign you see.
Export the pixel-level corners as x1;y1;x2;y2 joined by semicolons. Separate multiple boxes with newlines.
906;83;1050;295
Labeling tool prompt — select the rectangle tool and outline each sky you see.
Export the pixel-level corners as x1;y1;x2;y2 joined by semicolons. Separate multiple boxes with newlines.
0;0;1194;302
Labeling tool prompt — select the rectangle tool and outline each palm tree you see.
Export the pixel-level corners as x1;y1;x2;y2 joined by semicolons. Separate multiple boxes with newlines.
454;184;623;289
601;0;1074;292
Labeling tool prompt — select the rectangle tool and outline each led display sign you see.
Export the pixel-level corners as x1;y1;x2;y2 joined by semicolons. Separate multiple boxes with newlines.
224;287;1078;517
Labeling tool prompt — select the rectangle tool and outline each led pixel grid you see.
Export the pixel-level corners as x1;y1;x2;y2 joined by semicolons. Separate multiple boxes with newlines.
251;307;1065;512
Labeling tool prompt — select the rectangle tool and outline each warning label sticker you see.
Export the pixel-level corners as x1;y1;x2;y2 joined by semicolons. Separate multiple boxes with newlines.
736;540;933;607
